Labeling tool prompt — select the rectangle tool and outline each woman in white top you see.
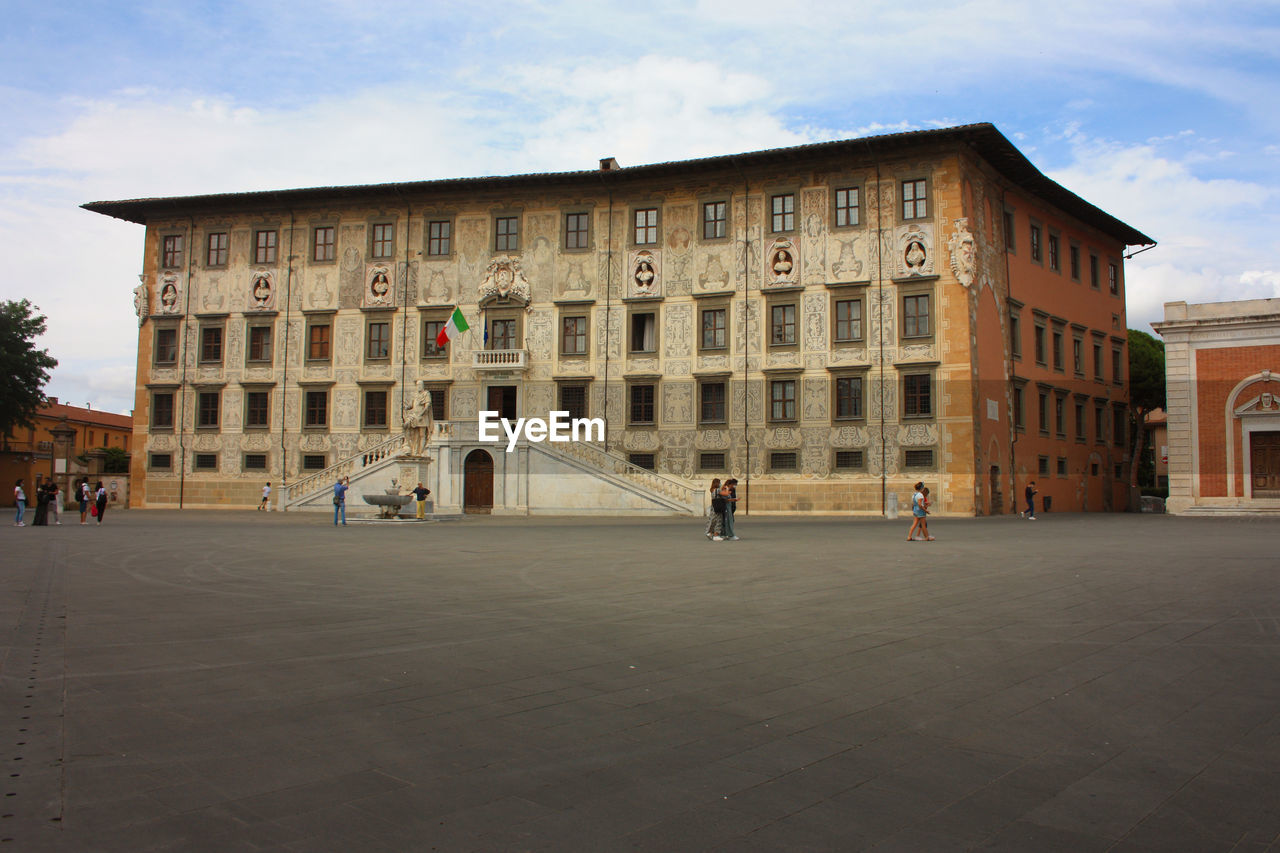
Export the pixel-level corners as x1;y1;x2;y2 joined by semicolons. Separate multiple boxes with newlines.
13;479;26;527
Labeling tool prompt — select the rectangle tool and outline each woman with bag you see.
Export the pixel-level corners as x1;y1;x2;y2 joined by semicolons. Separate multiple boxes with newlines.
704;478;721;539
94;481;108;525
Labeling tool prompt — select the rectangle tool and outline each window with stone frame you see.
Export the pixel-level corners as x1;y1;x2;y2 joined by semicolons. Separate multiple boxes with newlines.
770;303;797;347
1075;399;1086;441
149;453;172;470
197;391;220;429
151;392;174;429
1093;340;1104;380
634;208;659;245
630;312;657;354
194;453;218;471
901;179;928;220
770;193;795;233
154;327;178;364
702;201;727;240
699;452;727;471
1009;312;1022;360
490;318;517;351
422;319;447;359
313;226;335;262
162;234;183;269
834;298;863;343
1094;404;1106;443
206;232;229;267
700;307;727;351
1112;346;1124;383
494;216;519;251
247;324;273;363
629;384;656;425
1055;393;1066;437
565;212;590;250
834;187;860;227
200;326;223;364
1013;383;1026;431
699;380;726;424
244;453;268;471
903;448;935;469
1090;253;1100;288
244;390;270;429
303;454;327;471
1052;326;1064;371
903;373;933;419
1072;336;1084;376
769;379;797;422
1048;233;1060;271
629;453;656;470
1029;223;1042;262
769;451;798;471
1108;262;1120;295
254;229;277;264
902;294;930;338
1069;243;1081;280
834;375;864;420
1034;321;1047;365
561;315;588;355
304;390;328;428
1038;389;1049;435
834;449;864;470
371;222;395;259
363;389;389;429
366;321;391;360
307;321;331;361
426;385;448;422
427;220;452;256
559;384;588;421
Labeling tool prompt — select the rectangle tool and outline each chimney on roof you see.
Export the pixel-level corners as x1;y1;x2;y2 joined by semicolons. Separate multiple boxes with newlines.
599;157;620;171
48;396;57;406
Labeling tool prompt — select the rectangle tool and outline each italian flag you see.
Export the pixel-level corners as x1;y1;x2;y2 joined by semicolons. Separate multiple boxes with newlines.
436;307;470;348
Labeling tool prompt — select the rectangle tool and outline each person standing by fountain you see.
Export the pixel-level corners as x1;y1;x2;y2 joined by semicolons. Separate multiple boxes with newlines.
411;482;430;520
333;476;349;526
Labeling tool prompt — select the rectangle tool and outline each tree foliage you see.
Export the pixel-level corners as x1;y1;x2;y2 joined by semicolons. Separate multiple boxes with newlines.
1127;329;1166;489
0;300;58;441
97;446;131;474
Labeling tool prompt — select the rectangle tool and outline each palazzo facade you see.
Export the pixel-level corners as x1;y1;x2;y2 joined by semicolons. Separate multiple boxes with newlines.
85;123;1151;515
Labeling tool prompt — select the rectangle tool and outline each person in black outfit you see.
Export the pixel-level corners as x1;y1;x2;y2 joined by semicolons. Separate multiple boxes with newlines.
1024;480;1038;520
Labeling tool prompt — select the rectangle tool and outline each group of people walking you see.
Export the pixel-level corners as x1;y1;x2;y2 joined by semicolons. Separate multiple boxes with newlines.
705;478;740;541
13;478;108;527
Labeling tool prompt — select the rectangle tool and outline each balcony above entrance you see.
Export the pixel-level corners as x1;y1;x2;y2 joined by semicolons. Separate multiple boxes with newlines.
472;349;528;371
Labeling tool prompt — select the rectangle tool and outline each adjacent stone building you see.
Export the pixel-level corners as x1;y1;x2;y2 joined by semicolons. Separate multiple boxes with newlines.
1154;298;1280;515
84;123;1151;515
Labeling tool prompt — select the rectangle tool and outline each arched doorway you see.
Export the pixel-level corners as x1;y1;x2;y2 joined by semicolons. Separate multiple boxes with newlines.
464;449;494;514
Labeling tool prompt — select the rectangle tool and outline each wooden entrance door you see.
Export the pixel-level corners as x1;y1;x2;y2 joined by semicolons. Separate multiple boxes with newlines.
989;465;1002;515
464;449;494;513
1250;431;1280;497
487;386;517;420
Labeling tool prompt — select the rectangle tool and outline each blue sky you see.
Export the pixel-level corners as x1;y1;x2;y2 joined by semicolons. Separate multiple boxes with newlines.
2;0;1278;414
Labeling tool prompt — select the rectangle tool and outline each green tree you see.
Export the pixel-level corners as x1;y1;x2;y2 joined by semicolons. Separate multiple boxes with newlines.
1127;329;1166;491
0;300;58;443
97;446;131;474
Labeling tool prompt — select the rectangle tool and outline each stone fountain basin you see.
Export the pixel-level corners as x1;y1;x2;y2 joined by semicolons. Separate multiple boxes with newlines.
363;494;413;507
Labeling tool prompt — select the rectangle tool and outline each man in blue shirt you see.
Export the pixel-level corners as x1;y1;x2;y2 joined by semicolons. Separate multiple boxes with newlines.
333;476;349;526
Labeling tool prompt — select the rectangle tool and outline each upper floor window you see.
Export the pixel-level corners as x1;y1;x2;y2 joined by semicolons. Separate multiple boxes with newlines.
1069;244;1081;280
902;294;930;338
307;322;331;361
304;390;328;428
634;208;658;245
770;193;795;232
427;221;451;256
200;326;223;363
903;374;932;418
197;391;220;429
1109;262;1120;295
363;389;389;429
162;235;183;269
559;384;587;421
701;308;726;350
1048;234;1060;271
835;375;864;420
490;318;517;351
901;179;928;220
495;216;519;252
422;320;446;359
1090;254;1100;289
151;392;174;429
565;212;590;249
561;316;587;355
247;325;272;363
245;391;269;428
629;384;655;425
1009;313;1022;360
770;379;797;421
313;226;335;262
834;187;859;227
630;312;657;354
834;298;862;342
1029;224;1042;262
366;321;390;360
770;304;797;346
206;233;228;267
703;201;727;240
1034;323;1047;365
154;327;178;364
254;230;277;265
371;223;395;259
699;381;726;424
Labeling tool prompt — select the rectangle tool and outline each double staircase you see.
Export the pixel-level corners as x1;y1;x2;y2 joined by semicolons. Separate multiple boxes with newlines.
280;424;704;516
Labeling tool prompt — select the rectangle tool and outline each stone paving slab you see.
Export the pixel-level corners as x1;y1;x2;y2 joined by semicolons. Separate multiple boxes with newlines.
1;510;1278;851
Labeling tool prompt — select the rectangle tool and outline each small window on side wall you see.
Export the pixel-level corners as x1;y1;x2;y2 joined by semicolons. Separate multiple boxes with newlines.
769;451;798;471
834;450;863;470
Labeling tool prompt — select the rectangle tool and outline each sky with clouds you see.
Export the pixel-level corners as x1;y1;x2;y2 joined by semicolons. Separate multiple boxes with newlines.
2;0;1277;415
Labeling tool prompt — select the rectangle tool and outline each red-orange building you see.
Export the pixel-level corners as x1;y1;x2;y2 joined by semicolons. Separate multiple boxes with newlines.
1155;299;1280;514
0;398;133;505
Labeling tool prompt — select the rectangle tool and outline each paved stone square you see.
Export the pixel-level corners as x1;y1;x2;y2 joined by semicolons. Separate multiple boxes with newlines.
2;510;1278;851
